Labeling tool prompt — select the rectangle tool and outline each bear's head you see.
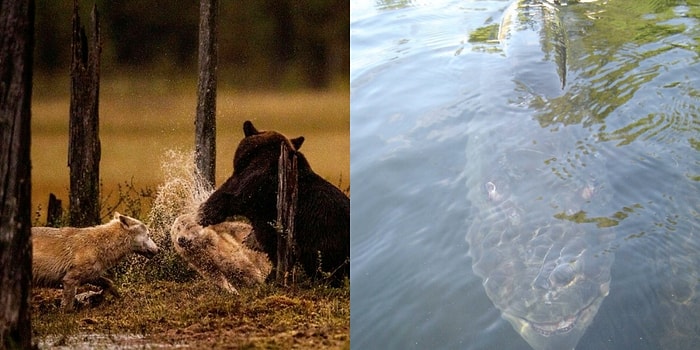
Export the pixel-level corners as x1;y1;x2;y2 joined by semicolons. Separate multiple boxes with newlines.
197;121;306;227
232;120;304;174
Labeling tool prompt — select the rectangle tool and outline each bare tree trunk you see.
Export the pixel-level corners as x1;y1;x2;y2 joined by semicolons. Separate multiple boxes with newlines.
195;0;218;187
68;2;101;227
275;142;298;286
0;0;34;348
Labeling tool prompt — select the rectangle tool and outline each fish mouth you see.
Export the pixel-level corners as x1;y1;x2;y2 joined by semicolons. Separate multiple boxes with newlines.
521;298;597;337
529;314;577;337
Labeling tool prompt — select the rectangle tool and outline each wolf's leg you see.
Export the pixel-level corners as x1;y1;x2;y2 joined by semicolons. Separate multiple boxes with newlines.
217;274;239;294
61;279;78;312
90;276;121;298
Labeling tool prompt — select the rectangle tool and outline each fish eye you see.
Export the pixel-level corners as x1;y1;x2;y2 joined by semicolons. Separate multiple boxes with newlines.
551;264;575;286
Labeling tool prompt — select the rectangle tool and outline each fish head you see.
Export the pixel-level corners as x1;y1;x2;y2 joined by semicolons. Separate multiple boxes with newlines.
483;224;613;350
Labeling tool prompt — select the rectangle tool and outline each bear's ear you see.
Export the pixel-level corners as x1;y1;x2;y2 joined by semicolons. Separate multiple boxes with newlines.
243;121;259;137
291;136;305;150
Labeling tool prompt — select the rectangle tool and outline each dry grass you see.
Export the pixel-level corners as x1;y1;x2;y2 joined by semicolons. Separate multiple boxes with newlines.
31;75;349;223
32;280;350;349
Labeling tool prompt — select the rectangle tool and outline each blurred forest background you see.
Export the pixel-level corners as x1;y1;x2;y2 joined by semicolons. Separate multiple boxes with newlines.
31;0;349;223
36;0;348;89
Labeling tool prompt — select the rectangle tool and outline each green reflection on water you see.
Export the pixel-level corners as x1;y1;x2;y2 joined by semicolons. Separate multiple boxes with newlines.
469;23;500;43
373;0;419;11
522;0;700;161
554;203;644;228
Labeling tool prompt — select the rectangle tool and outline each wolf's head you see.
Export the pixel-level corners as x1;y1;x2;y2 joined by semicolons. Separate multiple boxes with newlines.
115;212;159;258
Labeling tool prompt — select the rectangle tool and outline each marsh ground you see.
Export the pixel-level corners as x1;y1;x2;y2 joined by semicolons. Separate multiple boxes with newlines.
33;280;350;349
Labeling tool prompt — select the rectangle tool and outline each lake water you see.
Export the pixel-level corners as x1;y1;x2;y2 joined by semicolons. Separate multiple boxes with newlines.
350;1;700;349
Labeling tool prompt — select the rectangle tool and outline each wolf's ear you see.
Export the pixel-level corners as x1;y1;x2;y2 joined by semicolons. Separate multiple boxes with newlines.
243;120;259;137
291;136;305;150
118;215;129;228
117;213;130;228
113;212;121;220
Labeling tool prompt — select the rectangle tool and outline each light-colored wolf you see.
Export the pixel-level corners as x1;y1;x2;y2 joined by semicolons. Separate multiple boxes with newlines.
32;212;159;311
171;213;270;294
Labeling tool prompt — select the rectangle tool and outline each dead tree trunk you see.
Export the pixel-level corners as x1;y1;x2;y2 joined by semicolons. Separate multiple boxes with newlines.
68;2;101;227
275;142;298;286
0;0;34;347
195;0;218;187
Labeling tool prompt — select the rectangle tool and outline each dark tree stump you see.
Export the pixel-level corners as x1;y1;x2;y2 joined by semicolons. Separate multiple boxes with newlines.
68;2;101;227
0;0;34;347
47;193;63;227
195;0;218;188
275;142;298;286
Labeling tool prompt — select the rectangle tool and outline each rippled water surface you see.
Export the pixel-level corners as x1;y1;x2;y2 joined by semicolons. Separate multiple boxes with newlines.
350;1;700;349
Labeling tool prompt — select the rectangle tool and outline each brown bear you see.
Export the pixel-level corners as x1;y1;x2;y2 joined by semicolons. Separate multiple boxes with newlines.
197;121;349;286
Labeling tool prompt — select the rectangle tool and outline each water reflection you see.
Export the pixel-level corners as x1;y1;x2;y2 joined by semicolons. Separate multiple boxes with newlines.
351;0;700;349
